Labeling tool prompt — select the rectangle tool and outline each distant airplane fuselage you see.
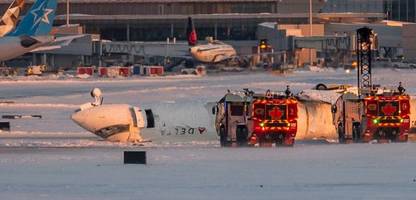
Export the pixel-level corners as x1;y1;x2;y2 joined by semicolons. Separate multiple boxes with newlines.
0;0;58;61
189;42;237;63
0;35;54;61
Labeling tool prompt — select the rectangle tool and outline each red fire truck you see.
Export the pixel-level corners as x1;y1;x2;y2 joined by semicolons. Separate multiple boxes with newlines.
333;90;411;143
213;89;298;147
332;27;411;143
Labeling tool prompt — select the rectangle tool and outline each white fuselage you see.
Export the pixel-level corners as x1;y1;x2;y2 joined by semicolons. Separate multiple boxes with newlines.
71;104;146;142
0;35;53;61
189;41;237;63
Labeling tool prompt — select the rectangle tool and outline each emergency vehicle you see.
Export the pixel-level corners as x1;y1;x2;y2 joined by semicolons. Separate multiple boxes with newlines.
213;89;298;147
332;27;411;143
333;89;411;143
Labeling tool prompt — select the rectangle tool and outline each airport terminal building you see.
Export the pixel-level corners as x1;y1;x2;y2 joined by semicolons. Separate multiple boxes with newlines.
324;0;416;22
0;0;414;42
1;0;416;69
0;0;391;41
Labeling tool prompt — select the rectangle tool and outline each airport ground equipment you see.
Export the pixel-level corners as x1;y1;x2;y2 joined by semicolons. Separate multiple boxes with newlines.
25;65;46;76
0;122;10;131
2;115;42;119
213;88;298;147
124;151;146;164
332;27;411;143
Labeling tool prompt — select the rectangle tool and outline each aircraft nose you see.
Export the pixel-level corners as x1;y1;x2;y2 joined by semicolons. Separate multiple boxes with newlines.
189;47;197;54
71;111;85;126
71;110;97;133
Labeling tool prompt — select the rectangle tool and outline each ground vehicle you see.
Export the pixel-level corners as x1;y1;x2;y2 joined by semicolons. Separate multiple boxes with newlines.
333;89;411;143
180;65;206;75
26;65;46;76
213;89;298;147
0;67;17;76
392;60;416;69
332;27;411;143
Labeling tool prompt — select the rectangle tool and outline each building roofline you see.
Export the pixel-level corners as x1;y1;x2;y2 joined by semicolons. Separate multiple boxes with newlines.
55;12;385;21
318;12;385;18
0;0;282;3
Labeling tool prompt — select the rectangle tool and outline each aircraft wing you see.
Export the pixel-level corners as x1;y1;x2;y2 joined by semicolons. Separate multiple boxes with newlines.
30;45;62;52
30;34;85;52
53;34;86;43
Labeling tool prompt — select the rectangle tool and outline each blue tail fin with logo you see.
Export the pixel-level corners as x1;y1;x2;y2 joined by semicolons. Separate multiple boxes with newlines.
8;0;57;36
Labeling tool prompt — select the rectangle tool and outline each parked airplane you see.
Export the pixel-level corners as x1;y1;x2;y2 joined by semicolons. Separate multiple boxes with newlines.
0;0;57;61
0;0;25;37
187;17;238;64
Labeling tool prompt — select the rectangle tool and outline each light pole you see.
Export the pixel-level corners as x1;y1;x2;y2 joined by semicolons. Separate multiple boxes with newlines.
309;0;312;36
309;0;313;65
276;0;282;14
66;0;70;26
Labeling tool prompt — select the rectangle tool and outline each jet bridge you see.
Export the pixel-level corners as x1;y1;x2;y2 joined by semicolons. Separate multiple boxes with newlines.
99;41;189;57
292;35;353;51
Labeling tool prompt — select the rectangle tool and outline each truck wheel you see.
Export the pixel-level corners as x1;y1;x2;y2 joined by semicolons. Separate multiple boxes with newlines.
392;128;408;143
283;137;295;147
274;134;284;146
388;128;396;141
338;123;346;144
219;126;229;147
397;135;408;143
274;137;282;146
236;125;248;146
352;122;361;143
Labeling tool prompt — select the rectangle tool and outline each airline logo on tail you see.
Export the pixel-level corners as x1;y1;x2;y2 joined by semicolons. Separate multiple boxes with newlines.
8;0;57;37
0;0;25;37
187;17;197;46
30;1;54;29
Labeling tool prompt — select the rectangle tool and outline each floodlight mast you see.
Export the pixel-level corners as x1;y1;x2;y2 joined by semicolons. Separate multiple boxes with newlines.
356;27;375;98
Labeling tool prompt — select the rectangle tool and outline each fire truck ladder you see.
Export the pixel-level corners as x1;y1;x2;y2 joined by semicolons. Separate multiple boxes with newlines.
356;27;375;97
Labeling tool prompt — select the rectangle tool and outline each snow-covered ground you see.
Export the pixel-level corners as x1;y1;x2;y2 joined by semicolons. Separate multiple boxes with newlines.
0;68;415;199
1;144;416;200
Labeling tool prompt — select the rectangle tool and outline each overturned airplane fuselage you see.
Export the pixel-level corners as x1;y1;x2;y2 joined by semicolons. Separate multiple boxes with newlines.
72;103;154;143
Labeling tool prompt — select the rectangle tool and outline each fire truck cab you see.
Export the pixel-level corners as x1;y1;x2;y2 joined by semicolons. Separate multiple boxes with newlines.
213;89;298;146
333;88;411;143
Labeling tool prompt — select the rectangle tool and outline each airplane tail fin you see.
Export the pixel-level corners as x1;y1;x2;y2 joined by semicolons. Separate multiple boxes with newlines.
8;0;57;36
186;17;197;46
0;0;25;37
